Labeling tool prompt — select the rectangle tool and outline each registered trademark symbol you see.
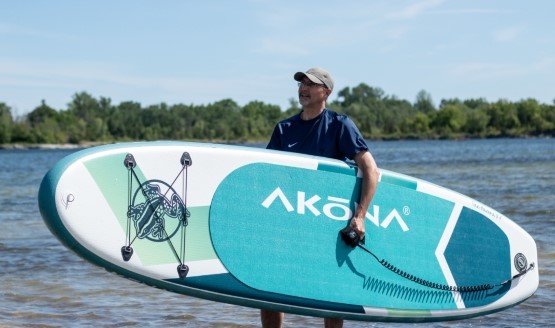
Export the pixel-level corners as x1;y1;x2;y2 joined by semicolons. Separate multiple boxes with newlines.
403;206;411;216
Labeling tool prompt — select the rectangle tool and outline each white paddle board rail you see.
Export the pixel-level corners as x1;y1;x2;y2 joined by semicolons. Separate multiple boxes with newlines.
38;141;539;322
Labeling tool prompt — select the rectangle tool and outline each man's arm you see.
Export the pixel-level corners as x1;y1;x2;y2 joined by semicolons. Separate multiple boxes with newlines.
350;150;380;238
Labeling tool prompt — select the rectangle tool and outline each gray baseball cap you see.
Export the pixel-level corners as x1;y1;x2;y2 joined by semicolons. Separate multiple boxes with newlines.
294;67;334;90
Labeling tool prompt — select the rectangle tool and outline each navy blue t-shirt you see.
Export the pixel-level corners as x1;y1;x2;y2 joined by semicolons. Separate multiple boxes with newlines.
267;109;368;161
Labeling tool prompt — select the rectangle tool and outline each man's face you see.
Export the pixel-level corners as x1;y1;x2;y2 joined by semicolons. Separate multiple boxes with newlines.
298;77;329;108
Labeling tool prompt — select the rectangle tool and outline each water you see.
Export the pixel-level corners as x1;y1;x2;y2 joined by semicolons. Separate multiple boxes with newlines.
1;139;553;327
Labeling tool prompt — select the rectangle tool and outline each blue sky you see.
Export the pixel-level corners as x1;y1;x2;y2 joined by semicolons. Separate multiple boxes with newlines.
1;0;554;116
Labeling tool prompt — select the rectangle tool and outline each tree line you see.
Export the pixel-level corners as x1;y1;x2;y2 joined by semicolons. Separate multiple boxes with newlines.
1;83;554;145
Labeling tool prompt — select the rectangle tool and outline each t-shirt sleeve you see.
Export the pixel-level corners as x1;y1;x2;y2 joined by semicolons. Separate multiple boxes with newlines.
338;117;368;160
267;125;282;150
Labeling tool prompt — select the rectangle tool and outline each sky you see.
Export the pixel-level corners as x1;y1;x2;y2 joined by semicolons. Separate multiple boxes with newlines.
1;0;554;116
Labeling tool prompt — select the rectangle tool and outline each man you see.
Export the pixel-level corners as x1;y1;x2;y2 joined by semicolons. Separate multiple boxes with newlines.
263;67;380;328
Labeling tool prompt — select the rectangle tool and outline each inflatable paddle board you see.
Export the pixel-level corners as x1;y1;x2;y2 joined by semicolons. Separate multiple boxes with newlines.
38;141;538;322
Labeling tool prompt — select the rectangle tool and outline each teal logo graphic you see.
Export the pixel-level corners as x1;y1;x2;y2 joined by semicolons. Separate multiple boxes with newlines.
127;180;187;242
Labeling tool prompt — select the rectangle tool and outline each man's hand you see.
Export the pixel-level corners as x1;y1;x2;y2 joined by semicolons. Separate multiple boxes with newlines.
349;216;365;240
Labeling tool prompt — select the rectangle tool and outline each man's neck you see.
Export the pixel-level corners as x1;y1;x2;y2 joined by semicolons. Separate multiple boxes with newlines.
301;105;325;120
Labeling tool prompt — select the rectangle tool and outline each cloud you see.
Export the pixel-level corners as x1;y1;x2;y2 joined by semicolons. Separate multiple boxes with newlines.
533;56;555;70
449;62;516;80
253;39;310;57
448;54;555;81
493;25;525;42
0;56;292;110
388;0;446;19
0;23;74;41
0;58;131;86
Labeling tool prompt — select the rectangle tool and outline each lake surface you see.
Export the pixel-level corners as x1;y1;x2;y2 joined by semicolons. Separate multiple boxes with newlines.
1;138;553;327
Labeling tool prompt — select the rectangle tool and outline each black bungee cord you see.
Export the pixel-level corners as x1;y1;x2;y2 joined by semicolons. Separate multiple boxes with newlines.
340;227;535;293
122;152;192;278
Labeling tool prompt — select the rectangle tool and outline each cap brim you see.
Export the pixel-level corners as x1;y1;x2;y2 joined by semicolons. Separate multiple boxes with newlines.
294;72;324;85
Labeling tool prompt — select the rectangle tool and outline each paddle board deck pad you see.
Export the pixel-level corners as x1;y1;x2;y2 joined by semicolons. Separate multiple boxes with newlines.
38;141;538;322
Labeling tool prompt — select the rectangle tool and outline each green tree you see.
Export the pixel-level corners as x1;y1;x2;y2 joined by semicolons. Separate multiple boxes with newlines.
539;103;555;134
400;112;431;137
201;99;241;140
464;108;490;136
463;98;489;110
486;100;520;136
25;100;68;143
241;101;282;140
334;84;387;138
414;90;435;113
0;102;13;143
67;92;110;141
169;103;200;140
27;100;58;126
432;101;468;138
108;101;143;140
283;97;301;117
382;96;415;137
515;99;545;135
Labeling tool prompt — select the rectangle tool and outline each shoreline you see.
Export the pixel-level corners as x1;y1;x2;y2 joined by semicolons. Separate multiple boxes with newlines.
1;135;551;150
0;140;261;150
0;142;104;150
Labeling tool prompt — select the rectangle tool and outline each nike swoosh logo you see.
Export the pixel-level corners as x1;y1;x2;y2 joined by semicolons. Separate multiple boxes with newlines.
288;142;298;148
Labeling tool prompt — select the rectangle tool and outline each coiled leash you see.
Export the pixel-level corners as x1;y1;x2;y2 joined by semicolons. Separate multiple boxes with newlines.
340;226;534;293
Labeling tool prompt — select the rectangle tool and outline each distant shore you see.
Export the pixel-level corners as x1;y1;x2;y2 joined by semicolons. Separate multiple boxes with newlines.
1;135;551;151
0;142;104;150
0;140;261;150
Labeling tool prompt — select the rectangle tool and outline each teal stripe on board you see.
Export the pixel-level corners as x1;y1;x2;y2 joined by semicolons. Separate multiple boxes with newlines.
380;173;418;190
317;163;356;176
84;153;140;223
